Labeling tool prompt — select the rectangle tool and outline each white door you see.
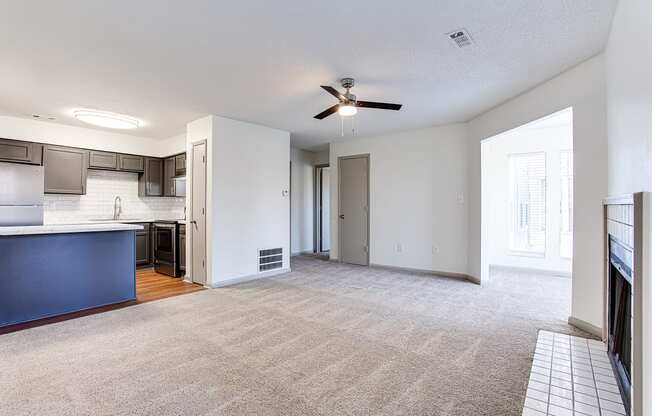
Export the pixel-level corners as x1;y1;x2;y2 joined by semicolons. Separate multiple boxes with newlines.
338;156;369;265
191;142;207;285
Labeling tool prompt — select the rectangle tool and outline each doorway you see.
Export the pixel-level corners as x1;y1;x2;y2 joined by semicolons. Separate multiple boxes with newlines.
314;164;331;255
191;141;207;285
338;155;369;266
481;108;573;315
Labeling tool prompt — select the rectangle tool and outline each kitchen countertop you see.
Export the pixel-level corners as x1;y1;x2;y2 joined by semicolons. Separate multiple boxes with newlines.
47;219;186;225
0;223;143;236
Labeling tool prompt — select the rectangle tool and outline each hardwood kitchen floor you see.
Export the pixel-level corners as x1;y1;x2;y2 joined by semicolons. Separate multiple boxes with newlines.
0;268;204;335
136;268;205;303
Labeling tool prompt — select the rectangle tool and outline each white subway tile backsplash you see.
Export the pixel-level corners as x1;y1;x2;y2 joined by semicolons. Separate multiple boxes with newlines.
44;170;184;224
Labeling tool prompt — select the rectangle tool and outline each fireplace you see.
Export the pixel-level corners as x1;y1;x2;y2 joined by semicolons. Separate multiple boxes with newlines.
603;193;642;416
607;236;632;414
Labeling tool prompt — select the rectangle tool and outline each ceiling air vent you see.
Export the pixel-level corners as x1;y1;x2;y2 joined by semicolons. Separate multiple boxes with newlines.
258;248;283;273
447;29;474;48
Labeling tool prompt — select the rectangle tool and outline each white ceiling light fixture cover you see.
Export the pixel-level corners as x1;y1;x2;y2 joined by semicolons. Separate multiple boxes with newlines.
73;109;140;129
338;104;357;117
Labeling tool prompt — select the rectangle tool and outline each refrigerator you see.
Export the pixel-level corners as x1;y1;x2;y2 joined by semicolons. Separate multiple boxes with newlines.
0;161;44;226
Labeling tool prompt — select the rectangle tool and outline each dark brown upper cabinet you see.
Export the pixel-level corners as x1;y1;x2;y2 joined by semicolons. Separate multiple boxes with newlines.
138;157;163;196
174;153;186;176
43;145;88;195
88;150;118;170
118;154;145;172
163;156;176;197
0;138;43;165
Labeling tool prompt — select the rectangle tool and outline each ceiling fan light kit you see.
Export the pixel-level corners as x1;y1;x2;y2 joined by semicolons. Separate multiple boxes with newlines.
314;77;402;120
338;104;357;117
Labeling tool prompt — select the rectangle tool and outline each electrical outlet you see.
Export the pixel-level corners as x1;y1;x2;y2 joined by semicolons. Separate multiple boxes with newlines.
396;243;402;253
432;246;440;254
457;193;464;204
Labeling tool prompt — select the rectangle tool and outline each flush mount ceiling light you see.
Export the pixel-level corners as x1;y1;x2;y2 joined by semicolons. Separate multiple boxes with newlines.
73;109;140;129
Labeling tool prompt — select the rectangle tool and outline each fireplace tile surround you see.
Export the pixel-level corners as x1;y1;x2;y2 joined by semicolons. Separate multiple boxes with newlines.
525;194;643;416
601;193;642;416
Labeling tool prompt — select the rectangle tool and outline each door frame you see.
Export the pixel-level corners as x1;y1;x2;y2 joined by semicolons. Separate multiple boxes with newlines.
337;154;370;265
189;139;207;285
313;163;330;253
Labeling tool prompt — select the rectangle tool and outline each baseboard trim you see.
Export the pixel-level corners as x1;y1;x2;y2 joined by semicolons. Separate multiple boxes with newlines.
210;268;291;288
291;250;314;257
369;263;479;285
568;316;603;339
489;264;571;278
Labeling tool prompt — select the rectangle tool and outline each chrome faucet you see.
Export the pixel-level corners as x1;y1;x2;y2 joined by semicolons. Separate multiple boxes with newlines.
113;196;122;220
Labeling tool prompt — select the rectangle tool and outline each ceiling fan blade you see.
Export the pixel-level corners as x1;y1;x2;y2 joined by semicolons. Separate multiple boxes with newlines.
320;85;345;101
356;101;402;111
314;104;340;120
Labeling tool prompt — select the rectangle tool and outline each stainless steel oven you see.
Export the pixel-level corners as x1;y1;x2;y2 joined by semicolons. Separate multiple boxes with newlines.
153;221;178;276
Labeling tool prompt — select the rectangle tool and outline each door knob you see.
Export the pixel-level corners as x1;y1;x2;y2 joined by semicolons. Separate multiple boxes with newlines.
339;214;344;219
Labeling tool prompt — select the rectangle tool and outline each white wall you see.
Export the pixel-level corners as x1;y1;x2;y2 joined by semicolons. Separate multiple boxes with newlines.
0;115;183;157
314;149;330;166
158;133;187;156
605;0;652;413
187;115;290;287
468;54;608;329
330;124;468;275
482;109;573;275
290;147;315;254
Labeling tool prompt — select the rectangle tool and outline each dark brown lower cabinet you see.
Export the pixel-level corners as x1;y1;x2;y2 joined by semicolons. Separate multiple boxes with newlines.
179;224;186;275
135;223;150;266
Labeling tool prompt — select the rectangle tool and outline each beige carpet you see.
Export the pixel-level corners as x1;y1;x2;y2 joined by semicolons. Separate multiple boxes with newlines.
0;257;581;415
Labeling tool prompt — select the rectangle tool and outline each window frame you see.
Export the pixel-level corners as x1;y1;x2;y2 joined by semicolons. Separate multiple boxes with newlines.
508;151;547;258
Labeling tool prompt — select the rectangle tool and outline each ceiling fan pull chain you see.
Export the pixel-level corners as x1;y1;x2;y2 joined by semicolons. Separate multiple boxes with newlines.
341;116;344;137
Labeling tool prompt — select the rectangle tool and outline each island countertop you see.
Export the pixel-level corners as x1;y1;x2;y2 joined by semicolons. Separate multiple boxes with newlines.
0;223;143;236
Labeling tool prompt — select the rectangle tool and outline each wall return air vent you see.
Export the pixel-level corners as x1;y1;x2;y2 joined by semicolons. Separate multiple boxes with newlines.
258;248;283;272
447;29;474;48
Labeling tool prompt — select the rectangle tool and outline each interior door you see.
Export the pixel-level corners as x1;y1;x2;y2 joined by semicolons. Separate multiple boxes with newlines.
320;167;331;252
191;142;207;285
338;156;369;265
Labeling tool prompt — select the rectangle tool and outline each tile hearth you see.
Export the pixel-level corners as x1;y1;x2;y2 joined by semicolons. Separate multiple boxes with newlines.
523;331;627;416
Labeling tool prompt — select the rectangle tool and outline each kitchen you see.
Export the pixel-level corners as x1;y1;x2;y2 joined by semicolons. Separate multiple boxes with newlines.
0;136;203;331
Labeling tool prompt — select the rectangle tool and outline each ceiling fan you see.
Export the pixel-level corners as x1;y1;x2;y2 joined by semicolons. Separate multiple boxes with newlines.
314;78;402;119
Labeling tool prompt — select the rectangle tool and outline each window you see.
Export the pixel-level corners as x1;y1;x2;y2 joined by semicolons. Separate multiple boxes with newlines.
560;150;573;258
509;152;546;255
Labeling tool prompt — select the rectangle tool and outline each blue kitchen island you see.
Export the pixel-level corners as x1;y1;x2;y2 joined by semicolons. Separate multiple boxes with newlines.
0;223;142;328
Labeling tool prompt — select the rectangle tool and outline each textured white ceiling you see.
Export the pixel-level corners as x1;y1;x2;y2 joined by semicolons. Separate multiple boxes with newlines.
0;0;617;149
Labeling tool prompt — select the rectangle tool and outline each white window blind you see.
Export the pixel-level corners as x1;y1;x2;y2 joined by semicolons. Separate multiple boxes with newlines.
560;150;573;258
509;152;546;255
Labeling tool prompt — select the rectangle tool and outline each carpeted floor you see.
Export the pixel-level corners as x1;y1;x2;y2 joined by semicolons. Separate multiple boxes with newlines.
0;257;582;415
